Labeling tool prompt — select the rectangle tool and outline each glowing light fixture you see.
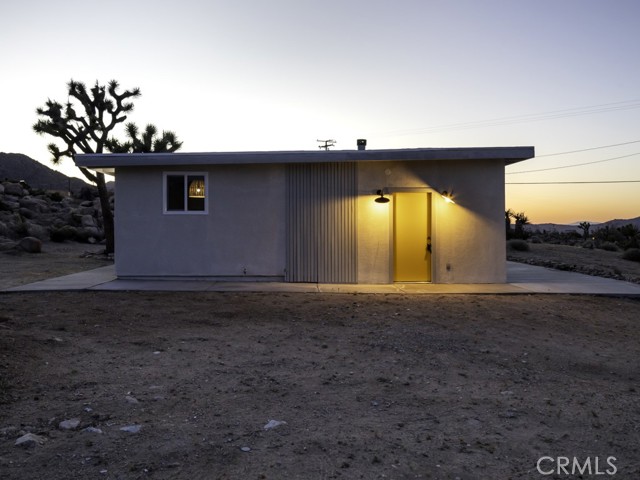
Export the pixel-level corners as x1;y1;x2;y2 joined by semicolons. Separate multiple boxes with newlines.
188;179;205;198
374;189;390;204
441;190;455;204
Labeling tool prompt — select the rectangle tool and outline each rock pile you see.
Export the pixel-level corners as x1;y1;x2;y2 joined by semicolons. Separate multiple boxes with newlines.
0;180;112;252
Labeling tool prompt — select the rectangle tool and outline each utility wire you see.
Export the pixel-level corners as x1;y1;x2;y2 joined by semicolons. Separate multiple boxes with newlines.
506;152;640;175
377;99;640;138
535;139;640;157
506;180;640;184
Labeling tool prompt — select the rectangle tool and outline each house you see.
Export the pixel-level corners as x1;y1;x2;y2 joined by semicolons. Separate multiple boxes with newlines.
75;142;534;284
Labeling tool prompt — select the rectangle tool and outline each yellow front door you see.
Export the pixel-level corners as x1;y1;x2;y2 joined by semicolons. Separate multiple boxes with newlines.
393;192;431;282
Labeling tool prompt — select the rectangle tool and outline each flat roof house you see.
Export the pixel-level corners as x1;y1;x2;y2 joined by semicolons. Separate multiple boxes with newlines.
75;143;534;284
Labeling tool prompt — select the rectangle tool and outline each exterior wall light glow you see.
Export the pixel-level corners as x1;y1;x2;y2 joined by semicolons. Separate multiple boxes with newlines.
188;179;205;198
441;190;455;204
374;189;390;204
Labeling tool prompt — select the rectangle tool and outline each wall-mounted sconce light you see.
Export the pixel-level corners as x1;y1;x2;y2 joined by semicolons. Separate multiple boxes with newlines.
374;189;390;204
441;190;455;204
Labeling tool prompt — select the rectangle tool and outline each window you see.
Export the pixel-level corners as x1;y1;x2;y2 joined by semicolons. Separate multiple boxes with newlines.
164;173;208;213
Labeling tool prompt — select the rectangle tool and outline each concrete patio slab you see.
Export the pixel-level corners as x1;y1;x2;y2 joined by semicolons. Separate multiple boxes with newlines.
3;262;640;295
4;265;117;291
505;262;640;295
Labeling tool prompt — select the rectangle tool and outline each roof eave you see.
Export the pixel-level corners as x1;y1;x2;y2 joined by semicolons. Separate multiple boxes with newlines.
75;146;535;171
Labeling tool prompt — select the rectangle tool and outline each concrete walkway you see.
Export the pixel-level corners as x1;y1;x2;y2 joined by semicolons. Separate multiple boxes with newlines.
4;262;640;295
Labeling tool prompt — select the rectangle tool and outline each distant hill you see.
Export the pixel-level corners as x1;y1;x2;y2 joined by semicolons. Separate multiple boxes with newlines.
0;152;90;192
529;217;640;233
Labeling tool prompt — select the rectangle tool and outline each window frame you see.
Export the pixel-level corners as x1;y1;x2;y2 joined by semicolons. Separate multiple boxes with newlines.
163;172;209;215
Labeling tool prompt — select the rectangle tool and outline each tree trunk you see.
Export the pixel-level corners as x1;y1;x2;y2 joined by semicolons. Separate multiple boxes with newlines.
514;222;523;239
95;173;115;254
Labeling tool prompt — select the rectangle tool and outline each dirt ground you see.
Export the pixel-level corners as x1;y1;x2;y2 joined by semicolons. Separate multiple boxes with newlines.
0;241;112;290
1;243;639;479
507;242;640;284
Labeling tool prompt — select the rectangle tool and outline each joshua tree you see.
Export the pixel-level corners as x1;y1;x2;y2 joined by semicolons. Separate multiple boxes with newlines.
33;79;181;254
505;209;514;238
513;211;530;239
106;122;182;153
579;221;591;239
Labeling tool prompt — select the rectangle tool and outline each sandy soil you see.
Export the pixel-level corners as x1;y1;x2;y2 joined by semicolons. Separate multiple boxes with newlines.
508;242;640;284
0;241;112;290
0;243;639;479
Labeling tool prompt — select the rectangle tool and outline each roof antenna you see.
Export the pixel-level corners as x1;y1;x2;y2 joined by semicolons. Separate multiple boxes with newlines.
317;139;336;150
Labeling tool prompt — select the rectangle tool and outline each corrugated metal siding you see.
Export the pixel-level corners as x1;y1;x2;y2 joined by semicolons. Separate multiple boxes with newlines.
286;163;357;283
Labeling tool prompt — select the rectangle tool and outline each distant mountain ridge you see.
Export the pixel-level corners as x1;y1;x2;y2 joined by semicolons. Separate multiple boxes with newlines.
0;152;90;192
528;217;640;233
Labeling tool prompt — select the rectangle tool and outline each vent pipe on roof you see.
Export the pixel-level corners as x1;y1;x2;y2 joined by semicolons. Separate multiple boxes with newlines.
357;139;367;150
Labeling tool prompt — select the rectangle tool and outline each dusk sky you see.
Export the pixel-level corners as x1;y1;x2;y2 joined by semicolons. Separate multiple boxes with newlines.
1;0;639;224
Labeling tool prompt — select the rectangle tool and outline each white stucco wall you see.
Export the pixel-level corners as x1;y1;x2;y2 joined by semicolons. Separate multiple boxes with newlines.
357;160;506;283
114;165;286;278
114;158;506;283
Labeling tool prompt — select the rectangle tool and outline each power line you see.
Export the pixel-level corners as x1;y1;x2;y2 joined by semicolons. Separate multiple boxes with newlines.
535;139;640;157
506;180;640;184
377;99;640;138
506;152;640;175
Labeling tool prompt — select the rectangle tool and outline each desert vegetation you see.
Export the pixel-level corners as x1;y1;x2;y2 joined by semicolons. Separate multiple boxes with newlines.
33;79;183;254
506;210;640;283
507;210;640;254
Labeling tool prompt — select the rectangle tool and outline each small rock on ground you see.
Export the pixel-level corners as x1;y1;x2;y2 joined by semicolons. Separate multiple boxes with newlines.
14;433;47;448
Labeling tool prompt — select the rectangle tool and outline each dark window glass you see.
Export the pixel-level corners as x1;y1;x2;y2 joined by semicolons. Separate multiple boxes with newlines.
166;175;185;211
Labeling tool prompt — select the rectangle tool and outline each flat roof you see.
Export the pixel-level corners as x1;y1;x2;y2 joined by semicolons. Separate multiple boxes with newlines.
75;146;535;174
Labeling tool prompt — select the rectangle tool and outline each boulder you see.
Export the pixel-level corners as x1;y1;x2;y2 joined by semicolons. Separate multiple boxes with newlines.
18;208;35;219
18;237;42;253
81;214;96;228
3;183;26;197
1;198;20;211
19;197;50;213
78;206;96;216
53;211;74;227
26;222;49;241
0;239;17;251
61;197;76;207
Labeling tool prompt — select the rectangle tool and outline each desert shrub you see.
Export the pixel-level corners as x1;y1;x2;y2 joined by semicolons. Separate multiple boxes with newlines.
598;242;619;252
581;240;595;249
621;248;640;262
594;226;625;245
76;186;98;201
74;228;98;243
529;236;542;244
623;236;640;250
50;225;77;243
47;191;65;202
508;239;530;252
